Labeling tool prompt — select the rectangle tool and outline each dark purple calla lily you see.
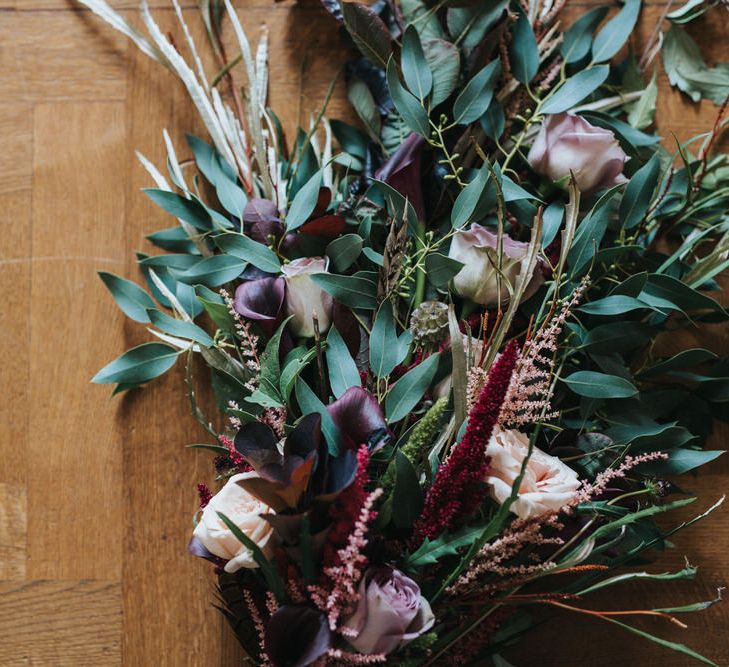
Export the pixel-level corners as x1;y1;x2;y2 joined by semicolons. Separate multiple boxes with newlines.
265;605;331;667
234;277;285;337
243;198;285;245
327;386;390;451
376;132;426;221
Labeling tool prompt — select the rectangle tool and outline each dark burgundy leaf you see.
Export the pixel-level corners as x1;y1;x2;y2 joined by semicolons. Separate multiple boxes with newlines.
265;605;332;667
243;198;280;224
284;413;323;459
332;302;361;358
234;421;280;470
312;187;333;218
299;214;348;238
375;132;426;221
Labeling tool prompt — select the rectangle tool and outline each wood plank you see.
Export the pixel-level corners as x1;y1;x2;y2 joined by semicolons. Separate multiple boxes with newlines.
0;483;27;580
27;102;126;580
0;104;33;486
0;11;127;102
0;580;121;665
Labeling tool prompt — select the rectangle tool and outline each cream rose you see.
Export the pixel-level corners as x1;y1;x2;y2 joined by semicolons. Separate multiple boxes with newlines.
281;257;333;338
193;472;276;573
485;427;579;520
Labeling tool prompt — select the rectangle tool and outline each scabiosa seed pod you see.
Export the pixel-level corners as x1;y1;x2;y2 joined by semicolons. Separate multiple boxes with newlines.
410;301;449;347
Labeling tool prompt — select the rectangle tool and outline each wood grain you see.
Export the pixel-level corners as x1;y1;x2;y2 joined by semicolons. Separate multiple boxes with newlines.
0;580;121;664
0;1;726;665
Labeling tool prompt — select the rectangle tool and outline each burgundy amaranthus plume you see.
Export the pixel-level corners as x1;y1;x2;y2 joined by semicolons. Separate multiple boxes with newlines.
413;340;520;545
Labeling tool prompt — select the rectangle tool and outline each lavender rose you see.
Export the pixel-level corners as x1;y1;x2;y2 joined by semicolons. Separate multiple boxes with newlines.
281;257;333;338
448;224;544;306
527;112;628;192
344;566;435;655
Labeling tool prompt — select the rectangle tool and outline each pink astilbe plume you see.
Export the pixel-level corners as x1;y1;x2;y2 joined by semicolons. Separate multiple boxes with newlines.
221;288;260;393
243;589;271;667
577;451;669;502
309;482;383;631
412;340;520;545
499;278;588;428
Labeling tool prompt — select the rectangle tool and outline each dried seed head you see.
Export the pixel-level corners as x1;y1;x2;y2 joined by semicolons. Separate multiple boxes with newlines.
409;300;449;347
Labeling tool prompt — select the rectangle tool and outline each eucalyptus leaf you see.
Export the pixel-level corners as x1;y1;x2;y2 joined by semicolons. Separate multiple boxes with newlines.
148;309;214;347
453;59;501;125
286;170;323;230
401;26;433;100
99;272;156;323
425;253;464;287
563;370;638;398
326;326;361;398
326;234;363;272
509;11;539;83
422;38;460;106
311;273;378;310
619;153;661;230
385;353;440;422
592;0;641;63
386;58;431;137
92;342;180;385
215;233;281;273
370;301;413;377
540;66;609;114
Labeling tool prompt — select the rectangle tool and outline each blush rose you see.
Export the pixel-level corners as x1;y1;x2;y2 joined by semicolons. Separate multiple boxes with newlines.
193;472;276;573
485;427;580;520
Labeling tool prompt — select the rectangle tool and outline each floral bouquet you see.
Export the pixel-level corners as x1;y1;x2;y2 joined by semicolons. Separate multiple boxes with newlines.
83;0;728;664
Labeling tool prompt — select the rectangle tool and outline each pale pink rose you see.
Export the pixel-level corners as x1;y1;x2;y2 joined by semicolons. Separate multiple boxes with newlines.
281;257;333;338
193;472;276;573
527;112;628;192
344;567;435;655
448;224;544;306
486;427;580;520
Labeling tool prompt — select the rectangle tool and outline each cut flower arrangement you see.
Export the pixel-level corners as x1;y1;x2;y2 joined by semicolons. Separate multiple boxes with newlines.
81;0;729;664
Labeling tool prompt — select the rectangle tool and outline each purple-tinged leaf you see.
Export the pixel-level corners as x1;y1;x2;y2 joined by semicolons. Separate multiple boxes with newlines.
265;605;332;667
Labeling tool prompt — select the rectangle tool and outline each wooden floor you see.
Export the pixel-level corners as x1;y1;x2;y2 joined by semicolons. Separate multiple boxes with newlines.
0;1;727;665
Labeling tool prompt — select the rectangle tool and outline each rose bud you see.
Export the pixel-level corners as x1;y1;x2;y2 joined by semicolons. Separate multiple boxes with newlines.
527;112;628;192
486;427;580;520
281;257;333;338
192;472;276;573
448;224;544;306
344;566;435;655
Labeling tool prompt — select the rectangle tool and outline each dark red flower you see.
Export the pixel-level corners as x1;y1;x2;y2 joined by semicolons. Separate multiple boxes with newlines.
412;340;520;544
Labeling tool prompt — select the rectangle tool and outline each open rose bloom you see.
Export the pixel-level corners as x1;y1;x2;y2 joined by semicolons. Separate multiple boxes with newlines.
448;224;544;306
344;567;435;655
527;112;628;192
485;427;580;520
193;472;276;572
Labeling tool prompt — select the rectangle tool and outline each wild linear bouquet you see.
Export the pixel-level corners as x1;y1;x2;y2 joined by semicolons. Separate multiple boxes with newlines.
84;0;728;664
